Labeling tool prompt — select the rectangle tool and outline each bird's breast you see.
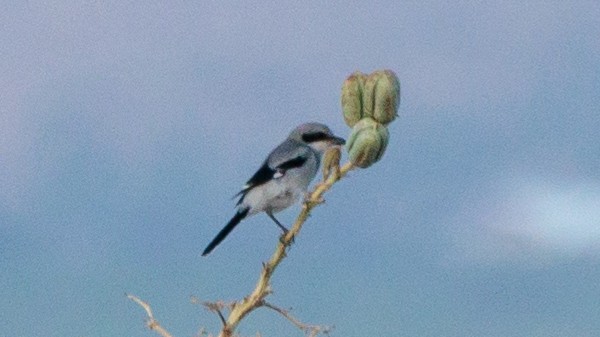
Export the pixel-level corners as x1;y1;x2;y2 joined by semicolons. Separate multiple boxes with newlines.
242;154;318;215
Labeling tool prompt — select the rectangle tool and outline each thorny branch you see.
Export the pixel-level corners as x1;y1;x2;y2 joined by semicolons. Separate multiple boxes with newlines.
215;161;354;337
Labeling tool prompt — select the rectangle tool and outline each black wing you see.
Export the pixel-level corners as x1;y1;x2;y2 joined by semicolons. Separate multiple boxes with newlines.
235;155;308;205
243;160;276;191
276;155;307;171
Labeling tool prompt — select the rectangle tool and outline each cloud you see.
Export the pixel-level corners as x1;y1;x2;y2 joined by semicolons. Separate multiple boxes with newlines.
448;176;600;266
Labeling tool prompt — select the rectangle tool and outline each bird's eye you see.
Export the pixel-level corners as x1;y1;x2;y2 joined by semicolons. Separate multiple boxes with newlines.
302;132;328;143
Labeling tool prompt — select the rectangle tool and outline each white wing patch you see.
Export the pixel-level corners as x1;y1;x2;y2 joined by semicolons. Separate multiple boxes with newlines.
273;169;284;179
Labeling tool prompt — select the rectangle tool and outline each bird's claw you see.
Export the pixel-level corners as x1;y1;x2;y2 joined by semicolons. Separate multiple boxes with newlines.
305;197;325;208
303;191;325;206
279;230;294;245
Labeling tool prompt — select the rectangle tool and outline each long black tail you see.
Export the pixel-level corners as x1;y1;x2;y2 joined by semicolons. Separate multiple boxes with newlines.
202;208;249;256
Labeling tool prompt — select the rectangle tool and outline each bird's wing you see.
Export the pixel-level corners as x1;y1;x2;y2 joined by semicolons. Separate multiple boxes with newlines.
235;142;310;204
240;160;276;192
274;155;308;171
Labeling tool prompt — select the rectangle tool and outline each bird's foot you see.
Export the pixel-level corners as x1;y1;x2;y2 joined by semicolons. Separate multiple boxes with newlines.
279;230;295;245
303;192;325;207
305;197;325;208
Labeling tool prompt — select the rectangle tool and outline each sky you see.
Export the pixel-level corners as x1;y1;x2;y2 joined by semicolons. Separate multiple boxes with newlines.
1;1;600;337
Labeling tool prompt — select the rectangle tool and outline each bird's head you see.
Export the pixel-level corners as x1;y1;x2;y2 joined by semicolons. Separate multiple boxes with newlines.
289;122;345;154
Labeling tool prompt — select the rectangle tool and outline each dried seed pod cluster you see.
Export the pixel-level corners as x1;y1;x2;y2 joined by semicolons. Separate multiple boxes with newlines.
341;69;400;168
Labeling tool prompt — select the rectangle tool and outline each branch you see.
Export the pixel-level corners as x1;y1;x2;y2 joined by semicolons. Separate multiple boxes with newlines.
127;294;174;337
262;301;333;337
217;161;354;337
191;296;236;327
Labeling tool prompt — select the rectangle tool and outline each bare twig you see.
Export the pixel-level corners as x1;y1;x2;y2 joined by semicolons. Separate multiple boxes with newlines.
191;296;239;327
261;301;333;336
127;294;174;337
217;161;354;337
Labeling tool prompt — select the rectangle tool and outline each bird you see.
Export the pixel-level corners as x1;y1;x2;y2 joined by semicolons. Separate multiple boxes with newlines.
202;122;346;256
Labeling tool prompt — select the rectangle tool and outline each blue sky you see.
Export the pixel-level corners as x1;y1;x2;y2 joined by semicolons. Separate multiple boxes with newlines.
1;1;600;336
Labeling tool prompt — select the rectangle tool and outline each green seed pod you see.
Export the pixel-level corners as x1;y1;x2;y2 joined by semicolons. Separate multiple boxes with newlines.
346;118;389;168
363;70;400;125
372;70;400;125
362;72;378;119
341;71;366;127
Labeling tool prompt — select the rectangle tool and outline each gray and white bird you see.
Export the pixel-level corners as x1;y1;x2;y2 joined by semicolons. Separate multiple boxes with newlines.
202;122;345;256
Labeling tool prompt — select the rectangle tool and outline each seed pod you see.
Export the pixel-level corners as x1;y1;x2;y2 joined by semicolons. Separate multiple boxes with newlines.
346;118;389;168
362;72;377;119
363;70;400;125
372;70;400;125
322;146;341;181
341;71;367;127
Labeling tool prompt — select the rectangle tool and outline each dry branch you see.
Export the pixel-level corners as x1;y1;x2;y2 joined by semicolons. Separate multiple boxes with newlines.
262;301;333;336
216;162;354;337
127;294;174;337
129;161;353;337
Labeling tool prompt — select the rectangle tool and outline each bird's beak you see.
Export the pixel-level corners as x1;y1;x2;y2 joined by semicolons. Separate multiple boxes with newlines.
330;135;346;146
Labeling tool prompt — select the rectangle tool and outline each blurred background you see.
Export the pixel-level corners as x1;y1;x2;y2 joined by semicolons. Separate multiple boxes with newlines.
1;1;599;336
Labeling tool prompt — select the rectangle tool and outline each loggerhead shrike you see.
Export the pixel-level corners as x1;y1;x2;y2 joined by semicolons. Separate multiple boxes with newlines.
202;122;345;256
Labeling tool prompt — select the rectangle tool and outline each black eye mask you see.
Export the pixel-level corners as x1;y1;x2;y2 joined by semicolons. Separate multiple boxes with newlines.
302;132;329;143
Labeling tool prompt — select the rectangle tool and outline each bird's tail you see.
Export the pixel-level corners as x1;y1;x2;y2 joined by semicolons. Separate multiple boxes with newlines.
202;208;249;256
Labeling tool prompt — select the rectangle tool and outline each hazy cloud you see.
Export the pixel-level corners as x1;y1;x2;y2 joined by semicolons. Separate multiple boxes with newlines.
449;176;600;266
